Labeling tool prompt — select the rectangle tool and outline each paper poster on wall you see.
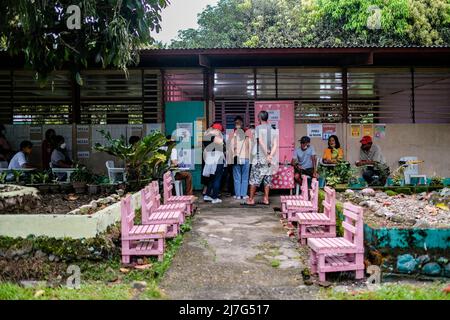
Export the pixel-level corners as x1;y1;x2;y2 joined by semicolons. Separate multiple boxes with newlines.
176;148;195;170
77;151;90;159
77;138;89;145
176;122;193;144
77;125;89;134
362;124;374;137
91;125;127;152
322;124;337;140
351;124;361;138
307;124;322;138
374;124;386;139
195;118;206;147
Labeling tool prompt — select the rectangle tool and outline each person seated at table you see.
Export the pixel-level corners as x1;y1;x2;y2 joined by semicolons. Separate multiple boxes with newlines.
164;135;194;196
356;136;390;186
51;136;73;169
8;140;34;170
322;135;344;164
129;135;141;146
42;128;56;170
291;136;318;185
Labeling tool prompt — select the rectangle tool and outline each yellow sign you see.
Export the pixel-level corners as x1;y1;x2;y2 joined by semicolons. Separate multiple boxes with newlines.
351;125;361;138
362;124;374;137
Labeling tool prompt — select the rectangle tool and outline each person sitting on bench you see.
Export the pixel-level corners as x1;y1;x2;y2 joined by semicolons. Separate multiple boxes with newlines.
356;136;390;186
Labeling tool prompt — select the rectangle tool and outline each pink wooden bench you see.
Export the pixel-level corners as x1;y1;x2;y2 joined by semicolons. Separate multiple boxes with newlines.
149;181;188;220
121;195;167;264
296;186;336;245
308;202;365;282
283;178;319;222
163;171;197;215
141;184;184;238
280;175;309;213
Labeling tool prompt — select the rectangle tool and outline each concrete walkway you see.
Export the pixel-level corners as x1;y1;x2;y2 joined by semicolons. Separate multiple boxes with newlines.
159;195;320;299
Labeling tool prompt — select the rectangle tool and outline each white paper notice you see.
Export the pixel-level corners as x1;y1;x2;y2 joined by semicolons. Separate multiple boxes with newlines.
307;124;322;138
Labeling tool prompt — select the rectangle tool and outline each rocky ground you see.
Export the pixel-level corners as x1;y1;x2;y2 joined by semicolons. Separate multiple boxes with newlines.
0;192;124;215
341;188;450;229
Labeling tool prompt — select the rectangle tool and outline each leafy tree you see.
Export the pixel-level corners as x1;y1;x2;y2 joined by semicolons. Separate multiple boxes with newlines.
0;0;169;83
169;0;450;48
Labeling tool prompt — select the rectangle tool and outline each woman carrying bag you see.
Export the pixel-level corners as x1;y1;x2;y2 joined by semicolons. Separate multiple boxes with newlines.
229;116;250;200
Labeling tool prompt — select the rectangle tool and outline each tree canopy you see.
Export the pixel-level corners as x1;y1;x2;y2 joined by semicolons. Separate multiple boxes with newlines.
0;0;169;82
169;0;450;49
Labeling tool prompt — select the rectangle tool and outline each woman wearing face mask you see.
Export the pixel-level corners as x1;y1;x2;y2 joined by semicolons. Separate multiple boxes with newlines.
51;135;73;169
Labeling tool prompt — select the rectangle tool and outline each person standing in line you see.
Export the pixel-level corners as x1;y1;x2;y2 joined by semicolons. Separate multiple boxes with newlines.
245;111;278;206
229;116;250;200
202;122;225;204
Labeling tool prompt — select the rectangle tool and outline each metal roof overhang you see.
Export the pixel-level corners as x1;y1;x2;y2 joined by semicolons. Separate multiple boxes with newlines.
138;47;450;68
1;47;450;69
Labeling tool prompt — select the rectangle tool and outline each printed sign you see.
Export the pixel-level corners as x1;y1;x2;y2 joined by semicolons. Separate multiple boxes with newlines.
77;151;90;159
77;125;89;134
351;124;361;138
322;124;337;140
362;124;374;137
76;138;89;145
307;124;322;138
374;124;386;139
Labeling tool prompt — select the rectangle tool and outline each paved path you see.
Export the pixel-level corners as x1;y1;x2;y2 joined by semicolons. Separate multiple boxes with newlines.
159;195;320;299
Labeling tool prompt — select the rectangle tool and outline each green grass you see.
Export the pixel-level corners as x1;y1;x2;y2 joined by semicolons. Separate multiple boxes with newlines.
0;281;163;300
0;217;193;300
324;283;450;300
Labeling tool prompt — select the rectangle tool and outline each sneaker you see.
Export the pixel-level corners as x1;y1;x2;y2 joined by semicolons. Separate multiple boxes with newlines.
233;196;241;200
203;195;213;202
211;198;222;204
242;195;249;200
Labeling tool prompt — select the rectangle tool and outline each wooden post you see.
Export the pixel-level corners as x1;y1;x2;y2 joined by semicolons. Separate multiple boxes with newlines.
342;67;348;123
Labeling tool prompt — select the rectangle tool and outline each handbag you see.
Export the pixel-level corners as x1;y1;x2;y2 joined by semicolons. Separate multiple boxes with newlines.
233;136;246;165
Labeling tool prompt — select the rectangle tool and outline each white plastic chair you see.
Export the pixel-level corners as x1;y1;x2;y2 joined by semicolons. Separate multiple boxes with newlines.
50;162;76;182
106;161;126;183
399;156;425;184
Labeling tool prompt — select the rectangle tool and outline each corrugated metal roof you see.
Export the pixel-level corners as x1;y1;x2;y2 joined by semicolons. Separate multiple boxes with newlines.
146;44;450;51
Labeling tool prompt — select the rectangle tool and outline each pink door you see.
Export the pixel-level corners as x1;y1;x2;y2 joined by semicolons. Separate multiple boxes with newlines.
255;101;295;163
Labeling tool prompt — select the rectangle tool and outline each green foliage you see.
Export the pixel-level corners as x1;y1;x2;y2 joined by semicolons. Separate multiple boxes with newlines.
70;165;93;184
385;190;398;197
0;282;163;300
270;259;281;268
0;0;169;81
319;161;356;187
319;190;344;236
30;172;50;185
430;175;444;186
324;282;450;300
94;130;171;189
170;0;450;48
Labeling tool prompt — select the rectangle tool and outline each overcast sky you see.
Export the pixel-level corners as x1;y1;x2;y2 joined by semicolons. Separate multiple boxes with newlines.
152;0;219;44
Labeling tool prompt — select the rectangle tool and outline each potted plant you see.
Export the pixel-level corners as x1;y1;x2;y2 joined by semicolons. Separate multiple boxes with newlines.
71;166;92;194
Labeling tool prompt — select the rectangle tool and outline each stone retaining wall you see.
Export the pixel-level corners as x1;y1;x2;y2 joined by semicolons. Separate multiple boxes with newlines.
0;191;141;239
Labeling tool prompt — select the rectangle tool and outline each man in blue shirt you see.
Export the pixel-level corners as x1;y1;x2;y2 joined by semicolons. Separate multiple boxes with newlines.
291;136;318;185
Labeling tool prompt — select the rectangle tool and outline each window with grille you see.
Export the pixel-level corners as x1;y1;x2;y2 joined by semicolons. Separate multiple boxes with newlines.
214;100;255;128
80;70;161;124
414;68;450;124
347;68;412;123
214;69;255;100
4;71;72;125
164;70;204;102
